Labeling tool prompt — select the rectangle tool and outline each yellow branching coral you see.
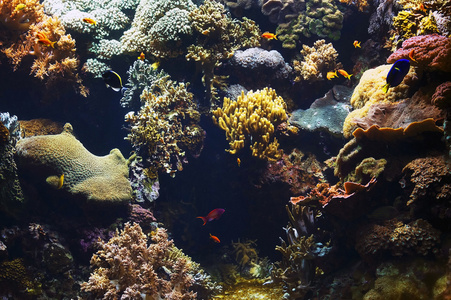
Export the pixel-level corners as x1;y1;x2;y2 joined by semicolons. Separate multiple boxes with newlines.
293;40;341;82
339;0;369;12
212;87;287;161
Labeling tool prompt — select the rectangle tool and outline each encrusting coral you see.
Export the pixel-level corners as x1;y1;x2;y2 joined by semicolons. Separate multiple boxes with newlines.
212;87;288;161
15;123;132;204
81;223;197;299
0;0;87;96
292;39;341;82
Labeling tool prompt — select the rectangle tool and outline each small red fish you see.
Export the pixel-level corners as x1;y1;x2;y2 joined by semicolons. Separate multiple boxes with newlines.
408;49;417;63
261;32;277;40
36;32;56;48
197;208;225;225
138;52;145;60
353;40;361;48
209;233;220;243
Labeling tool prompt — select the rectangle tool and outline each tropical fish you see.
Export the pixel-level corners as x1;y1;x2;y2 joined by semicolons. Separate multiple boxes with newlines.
338;69;353;79
408;49;417;63
382;59;410;93
151;61;160;70
102;70;127;93
237;157;241;167
57;174;64;189
197;208;225;225
326;71;338;80
82;18;97;25
15;3;26;11
36;32;56;48
261;32;277;40
353;40;361;48
138;52;145;60
417;3;427;13
209;234;220;243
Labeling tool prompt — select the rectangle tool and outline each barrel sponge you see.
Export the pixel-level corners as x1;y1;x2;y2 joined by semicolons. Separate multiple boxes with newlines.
15;123;132;204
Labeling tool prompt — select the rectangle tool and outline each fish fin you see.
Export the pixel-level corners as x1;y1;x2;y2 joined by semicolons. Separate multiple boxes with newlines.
111;86;121;92
197;216;207;226
274;35;278;40
382;83;390;93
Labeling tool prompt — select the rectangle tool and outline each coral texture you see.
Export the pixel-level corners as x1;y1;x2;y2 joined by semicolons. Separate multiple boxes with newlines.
260;0;306;24
15;123;132;203
212;88;288;161
81;223;197;299
292;39;341;82
125;77;205;177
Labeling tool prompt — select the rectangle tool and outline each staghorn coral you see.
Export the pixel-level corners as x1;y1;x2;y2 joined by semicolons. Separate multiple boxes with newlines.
231;239;259;271
355;218;441;258
120;0;196;58
343;64;418;138
81;223;197;299
186;0;261;105
292;39;341;82
15;123;132;204
275;0;344;49
402;155;451;206
387;34;451;73
260;0;306;24
212;87;288;161
125;76;205;177
1;1;87;96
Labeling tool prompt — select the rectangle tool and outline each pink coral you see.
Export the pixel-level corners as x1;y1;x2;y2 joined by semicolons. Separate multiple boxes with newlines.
387;34;451;72
81;223;196;299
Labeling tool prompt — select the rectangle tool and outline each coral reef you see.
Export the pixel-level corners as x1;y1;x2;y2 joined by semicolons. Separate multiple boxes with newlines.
81;223;198;299
19;119;63;137
1;0;87;96
290;87;352;136
15;123;132;204
128;154;160;203
387;34;451;73
258;148;326;195
292;39;341;82
186;0;261;104
212;88;288;161
338;0;369;12
343;64;419;138
401;155;451;207
260;0;306;24
356;218;441;259
125;76;205;176
275;0;344;49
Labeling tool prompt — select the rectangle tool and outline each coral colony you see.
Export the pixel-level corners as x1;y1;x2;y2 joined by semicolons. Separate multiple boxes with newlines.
0;0;451;299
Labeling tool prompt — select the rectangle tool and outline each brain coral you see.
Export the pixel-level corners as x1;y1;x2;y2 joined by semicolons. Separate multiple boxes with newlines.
15;123;132;204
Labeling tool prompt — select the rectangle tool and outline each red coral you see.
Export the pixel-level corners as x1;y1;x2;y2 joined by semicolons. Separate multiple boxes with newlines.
387;34;451;72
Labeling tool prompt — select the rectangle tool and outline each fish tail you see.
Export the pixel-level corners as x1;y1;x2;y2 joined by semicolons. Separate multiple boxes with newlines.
197;216;207;225
348;74;353;79
382;83;390;93
274;35;278;40
51;41;56;48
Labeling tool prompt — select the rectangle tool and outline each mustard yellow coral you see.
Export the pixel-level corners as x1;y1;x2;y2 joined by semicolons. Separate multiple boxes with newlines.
212;88;287;161
343;64;418;138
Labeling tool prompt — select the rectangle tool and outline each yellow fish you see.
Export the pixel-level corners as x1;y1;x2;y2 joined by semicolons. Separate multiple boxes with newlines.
261;32;277;40
338;69;353;80
326;71;338;80
57;174;64;189
353;40;361;48
151;61;160;70
15;3;26;11
237;157;241;167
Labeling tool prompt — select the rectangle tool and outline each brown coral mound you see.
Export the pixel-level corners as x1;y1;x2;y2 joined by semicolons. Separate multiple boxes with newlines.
356;218;441;258
387;34;451;72
432;81;451;109
15;123;132;204
19;119;64;137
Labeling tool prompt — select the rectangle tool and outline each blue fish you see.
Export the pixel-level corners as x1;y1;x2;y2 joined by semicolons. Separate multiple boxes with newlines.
382;59;410;93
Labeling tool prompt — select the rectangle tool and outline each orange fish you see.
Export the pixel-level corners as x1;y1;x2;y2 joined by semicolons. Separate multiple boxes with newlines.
338;69;353;80
237;157;241;167
418;3;427;13
408;49;417;63
209;233;220;243
261;32;277;40
138;52;145;60
36;32;56;48
326;71;338;80
353;40;361;48
82;18;97;25
197;208;225;226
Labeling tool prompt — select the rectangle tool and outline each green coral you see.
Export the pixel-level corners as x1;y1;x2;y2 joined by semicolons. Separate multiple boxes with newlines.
345;157;387;183
276;0;344;49
0;258;40;296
